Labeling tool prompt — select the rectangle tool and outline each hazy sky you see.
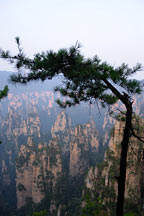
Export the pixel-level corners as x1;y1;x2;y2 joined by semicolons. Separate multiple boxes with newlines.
0;0;144;79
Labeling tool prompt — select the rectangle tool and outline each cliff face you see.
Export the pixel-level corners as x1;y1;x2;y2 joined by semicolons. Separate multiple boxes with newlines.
84;118;144;214
0;91;57;214
15;110;103;215
0;88;112;216
16;137;62;208
103;119;144;201
69;120;99;177
1;73;144;216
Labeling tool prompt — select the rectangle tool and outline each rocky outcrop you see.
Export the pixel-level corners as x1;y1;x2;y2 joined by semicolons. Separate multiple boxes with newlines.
51;111;67;137
16;137;62;208
15;110;102;214
104;120;143;200
0;86;115;216
84;118;144;214
2;84;144;216
69;121;99;177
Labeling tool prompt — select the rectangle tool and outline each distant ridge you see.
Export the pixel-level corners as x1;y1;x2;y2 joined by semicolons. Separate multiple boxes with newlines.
1;71;143;94
0;71;60;93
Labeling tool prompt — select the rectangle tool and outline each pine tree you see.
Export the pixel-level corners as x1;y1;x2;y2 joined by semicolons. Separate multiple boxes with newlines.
0;38;143;216
0;85;8;100
0;85;8;143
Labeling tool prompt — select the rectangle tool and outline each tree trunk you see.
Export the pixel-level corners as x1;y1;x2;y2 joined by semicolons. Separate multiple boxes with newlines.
116;103;132;216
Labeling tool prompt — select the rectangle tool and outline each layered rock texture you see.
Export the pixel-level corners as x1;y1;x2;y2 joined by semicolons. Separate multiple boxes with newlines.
1;72;144;216
0;84;112;216
84;118;144;215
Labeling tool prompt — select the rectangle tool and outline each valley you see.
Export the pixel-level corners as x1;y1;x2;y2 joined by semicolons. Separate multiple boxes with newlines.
0;72;144;216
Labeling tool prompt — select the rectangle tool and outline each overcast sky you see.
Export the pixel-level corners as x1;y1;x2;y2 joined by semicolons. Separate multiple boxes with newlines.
0;0;144;79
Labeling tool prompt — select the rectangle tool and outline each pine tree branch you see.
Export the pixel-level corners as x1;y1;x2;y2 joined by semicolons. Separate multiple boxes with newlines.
102;79;126;104
131;127;144;143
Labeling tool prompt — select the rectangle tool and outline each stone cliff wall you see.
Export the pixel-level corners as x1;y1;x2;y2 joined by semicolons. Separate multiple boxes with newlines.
2;89;144;215
84;118;144;214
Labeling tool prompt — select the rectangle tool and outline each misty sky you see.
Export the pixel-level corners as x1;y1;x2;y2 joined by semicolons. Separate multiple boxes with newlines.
0;0;144;79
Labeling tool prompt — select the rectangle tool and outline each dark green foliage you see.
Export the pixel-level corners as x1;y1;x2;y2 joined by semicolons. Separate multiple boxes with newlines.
0;85;8;143
17;183;26;192
80;193;108;216
32;210;47;216
16;151;31;169
124;213;138;216
0;85;8;100
110;126;115;137
0;38;142;108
